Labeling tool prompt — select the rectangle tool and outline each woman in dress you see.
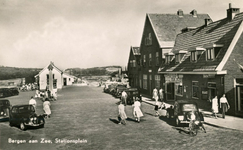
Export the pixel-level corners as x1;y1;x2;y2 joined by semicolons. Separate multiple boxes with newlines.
117;101;127;125
43;98;51;118
212;96;219;118
133;98;143;123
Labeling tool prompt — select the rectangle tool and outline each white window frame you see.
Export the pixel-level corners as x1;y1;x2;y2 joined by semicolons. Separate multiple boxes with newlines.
206;48;215;60
191;51;197;62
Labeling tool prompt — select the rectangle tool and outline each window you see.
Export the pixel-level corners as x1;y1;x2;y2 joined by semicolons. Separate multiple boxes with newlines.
143;74;147;89
175;82;183;96
139;75;142;88
192;81;199;98
155;75;160;88
149;53;152;66
175;53;185;63
46;74;49;85
133;60;136;67
191;51;197;62
221;77;224;85
143;55;146;66
145;33;152;46
165;55;174;64
175;54;180;63
156;52;159;66
206;47;221;60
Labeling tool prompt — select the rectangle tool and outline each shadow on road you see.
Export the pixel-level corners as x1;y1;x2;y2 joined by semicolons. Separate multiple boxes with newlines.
144;112;155;116
109;118;120;124
159;116;176;127
126;117;137;123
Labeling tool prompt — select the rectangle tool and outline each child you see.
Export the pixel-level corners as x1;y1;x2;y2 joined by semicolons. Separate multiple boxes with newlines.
133;98;143;123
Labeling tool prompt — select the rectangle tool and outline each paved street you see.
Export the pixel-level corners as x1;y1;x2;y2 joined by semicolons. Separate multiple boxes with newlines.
1;85;243;150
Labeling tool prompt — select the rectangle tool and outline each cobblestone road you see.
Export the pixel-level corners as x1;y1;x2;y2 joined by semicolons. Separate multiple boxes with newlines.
1;85;243;150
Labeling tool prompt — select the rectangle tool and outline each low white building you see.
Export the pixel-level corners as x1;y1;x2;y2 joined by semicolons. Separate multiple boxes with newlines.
35;62;76;90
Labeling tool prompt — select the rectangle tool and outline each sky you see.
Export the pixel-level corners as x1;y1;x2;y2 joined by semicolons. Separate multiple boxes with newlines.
1;0;243;70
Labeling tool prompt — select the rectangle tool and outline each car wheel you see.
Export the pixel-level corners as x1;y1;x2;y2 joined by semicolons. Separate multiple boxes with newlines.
9;121;13;127
166;111;170;118
20;122;26;131
40;124;44;128
176;118;181;127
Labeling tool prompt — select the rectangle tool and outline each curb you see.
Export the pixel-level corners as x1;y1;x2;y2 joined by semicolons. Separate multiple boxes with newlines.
141;98;243;131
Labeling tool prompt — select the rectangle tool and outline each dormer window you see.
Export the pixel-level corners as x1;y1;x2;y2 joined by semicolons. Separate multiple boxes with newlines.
165;52;174;64
145;33;152;46
188;47;205;62
204;43;223;61
175;50;187;63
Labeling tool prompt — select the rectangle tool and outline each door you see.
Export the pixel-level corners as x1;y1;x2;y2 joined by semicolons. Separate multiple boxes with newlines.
167;83;175;100
63;78;67;86
208;88;216;101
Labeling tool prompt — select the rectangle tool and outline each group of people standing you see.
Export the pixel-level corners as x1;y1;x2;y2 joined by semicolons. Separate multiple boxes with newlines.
35;89;57;101
29;94;52;118
211;94;230;119
117;91;143;125
153;87;164;117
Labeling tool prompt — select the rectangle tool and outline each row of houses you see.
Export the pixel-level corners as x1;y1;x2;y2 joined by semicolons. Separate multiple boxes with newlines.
127;4;243;116
35;62;77;90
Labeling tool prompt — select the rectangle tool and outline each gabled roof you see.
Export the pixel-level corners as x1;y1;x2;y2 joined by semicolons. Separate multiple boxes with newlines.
131;47;140;55
158;12;243;74
35;62;63;77
147;13;211;48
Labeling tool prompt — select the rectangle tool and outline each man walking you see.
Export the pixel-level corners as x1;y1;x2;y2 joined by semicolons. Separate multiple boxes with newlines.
29;96;37;110
220;94;230;119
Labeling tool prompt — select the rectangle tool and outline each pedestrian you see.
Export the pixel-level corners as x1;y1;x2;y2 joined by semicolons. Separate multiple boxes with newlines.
153;88;159;116
220;94;230;119
132;98;143;123
211;96;219;118
121;91;127;106
117;101;127;125
152;87;159;101
29;96;37;110
159;88;164;101
43;98;51;118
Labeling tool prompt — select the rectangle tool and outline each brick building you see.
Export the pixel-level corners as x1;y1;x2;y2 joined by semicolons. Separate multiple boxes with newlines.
127;46;140;88
127;9;211;96
158;4;243;116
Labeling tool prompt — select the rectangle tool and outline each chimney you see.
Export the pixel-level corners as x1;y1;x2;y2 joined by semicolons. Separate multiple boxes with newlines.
190;9;197;17
177;9;183;17
227;3;240;21
205;18;212;26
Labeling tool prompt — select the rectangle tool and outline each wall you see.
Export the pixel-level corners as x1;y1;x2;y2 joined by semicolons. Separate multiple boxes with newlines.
39;68;62;90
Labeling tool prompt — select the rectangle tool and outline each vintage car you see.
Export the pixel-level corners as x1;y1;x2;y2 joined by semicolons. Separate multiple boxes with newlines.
9;105;45;130
114;84;127;97
8;87;19;96
103;82;114;93
166;100;204;127
123;88;141;105
0;99;11;121
0;86;19;98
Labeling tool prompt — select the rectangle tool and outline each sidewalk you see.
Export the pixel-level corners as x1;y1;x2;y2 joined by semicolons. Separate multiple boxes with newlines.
141;96;243;131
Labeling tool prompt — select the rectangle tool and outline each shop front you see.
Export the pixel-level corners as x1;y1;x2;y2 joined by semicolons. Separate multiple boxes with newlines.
164;74;183;101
